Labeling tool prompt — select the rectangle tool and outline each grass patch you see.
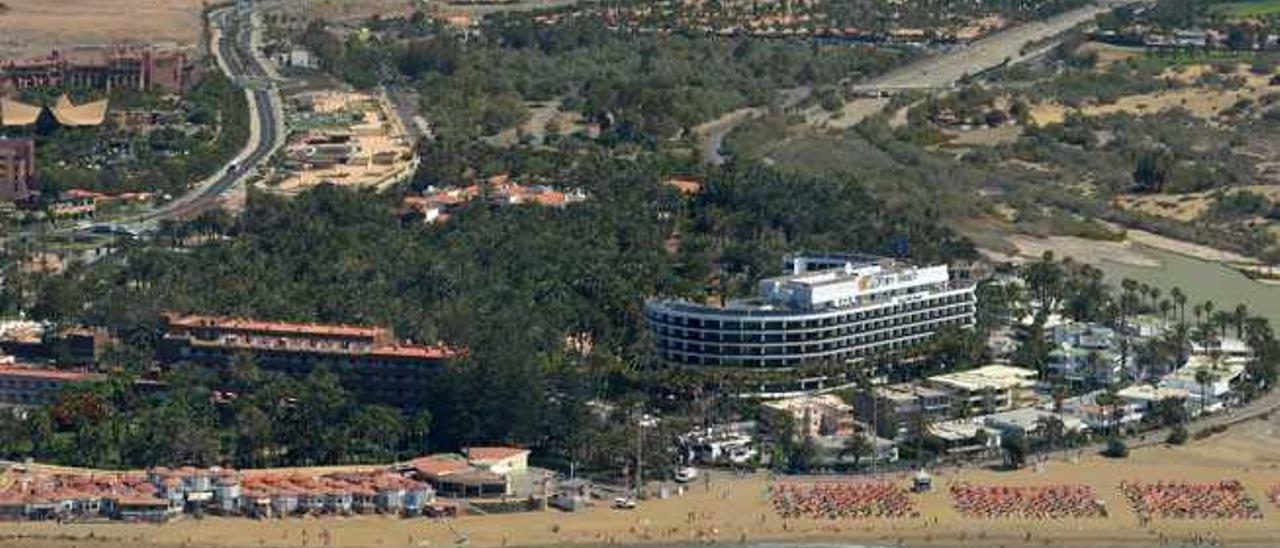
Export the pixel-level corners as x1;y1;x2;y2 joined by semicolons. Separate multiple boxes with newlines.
1212;0;1280;19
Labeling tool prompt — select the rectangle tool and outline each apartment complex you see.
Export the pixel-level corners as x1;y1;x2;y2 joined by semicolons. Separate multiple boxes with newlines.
645;253;977;369
0;47;193;94
0;138;34;202
157;314;460;407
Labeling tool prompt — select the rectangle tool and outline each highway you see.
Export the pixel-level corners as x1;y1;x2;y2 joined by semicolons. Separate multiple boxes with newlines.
0;4;281;245
126;5;282;228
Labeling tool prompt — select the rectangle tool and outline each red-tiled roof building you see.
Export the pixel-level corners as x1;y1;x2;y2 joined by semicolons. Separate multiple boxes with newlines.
157;314;461;408
0;47;194;94
0;364;103;406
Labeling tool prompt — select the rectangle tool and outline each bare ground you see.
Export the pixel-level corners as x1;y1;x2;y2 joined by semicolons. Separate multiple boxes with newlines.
0;0;204;58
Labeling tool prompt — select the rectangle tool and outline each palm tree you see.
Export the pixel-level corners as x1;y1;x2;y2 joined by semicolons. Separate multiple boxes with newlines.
1094;389;1119;436
1232;304;1249;339
1158;299;1173;327
1194;368;1216;417
842;434;873;469
1171;287;1186;325
1193;303;1204;327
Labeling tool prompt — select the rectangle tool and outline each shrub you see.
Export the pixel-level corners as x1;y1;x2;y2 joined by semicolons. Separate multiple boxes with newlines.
1166;424;1188;445
1104;437;1129;458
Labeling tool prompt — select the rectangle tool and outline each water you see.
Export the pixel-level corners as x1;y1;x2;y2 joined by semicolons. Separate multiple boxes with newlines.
1094;246;1280;327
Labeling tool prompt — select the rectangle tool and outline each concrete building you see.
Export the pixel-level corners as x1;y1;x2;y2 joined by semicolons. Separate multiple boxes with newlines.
855;382;951;439
0;138;34;202
645;253;977;370
925;365;1038;416
157;314;461;408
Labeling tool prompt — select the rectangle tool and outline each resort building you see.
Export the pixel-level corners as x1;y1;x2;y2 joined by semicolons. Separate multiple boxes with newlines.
405;455;512;498
0;138;34;202
0;361;103;406
924;365;1038;416
1;95;109;129
645;253;977;370
157;314;461;408
763;394;855;438
404;174;587;224
0;47;193;94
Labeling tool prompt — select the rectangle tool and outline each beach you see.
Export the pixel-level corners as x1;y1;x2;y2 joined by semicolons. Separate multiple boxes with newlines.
3;412;1280;548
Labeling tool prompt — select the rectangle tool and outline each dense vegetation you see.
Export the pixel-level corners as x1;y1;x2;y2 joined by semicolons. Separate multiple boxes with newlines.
7;72;249;199
303;13;910;142
0;137;976;470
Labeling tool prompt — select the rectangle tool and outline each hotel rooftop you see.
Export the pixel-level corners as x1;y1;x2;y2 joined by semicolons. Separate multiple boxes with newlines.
927;364;1038;393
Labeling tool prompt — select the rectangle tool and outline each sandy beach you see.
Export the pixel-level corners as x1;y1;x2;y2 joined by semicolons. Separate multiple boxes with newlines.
4;413;1280;548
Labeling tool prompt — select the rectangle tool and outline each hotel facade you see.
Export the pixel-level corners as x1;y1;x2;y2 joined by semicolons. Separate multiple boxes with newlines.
157;314;459;408
645;254;976;370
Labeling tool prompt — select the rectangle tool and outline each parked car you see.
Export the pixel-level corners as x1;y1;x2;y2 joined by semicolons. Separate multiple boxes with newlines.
675;467;699;483
612;497;637;510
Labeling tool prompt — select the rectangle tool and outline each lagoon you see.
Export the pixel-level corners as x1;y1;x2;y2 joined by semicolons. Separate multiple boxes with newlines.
1094;246;1280;327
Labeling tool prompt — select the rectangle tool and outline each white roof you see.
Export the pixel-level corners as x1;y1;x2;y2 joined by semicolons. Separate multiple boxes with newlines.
928;364;1037;392
1191;337;1252;356
762;394;851;413
1166;358;1246;384
1117;384;1190;402
929;418;993;441
983;408;1088;433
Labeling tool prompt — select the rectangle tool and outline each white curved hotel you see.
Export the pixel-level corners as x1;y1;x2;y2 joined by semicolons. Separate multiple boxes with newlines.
646;254;977;369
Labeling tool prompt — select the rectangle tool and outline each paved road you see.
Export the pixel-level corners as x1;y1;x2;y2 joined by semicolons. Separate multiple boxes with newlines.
850;0;1149;94
816;0;1153;128
1;5;280;246
697;0;1151;163
126;6;282;228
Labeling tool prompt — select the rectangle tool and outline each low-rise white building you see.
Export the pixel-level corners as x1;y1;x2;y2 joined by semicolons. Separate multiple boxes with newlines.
926;364;1038;416
928;418;1002;455
1160;357;1246;413
982;408;1087;438
464;447;530;476
763;394;855;438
